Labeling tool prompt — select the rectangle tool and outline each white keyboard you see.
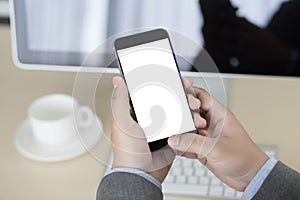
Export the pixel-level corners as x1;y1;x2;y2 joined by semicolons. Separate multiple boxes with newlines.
106;145;277;199
162;145;277;199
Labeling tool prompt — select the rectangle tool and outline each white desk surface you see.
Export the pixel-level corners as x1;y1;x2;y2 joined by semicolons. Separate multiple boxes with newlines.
1;25;299;200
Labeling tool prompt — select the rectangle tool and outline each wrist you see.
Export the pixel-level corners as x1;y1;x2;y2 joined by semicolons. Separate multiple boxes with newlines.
242;158;278;199
245;150;269;189
148;171;165;183
148;164;172;183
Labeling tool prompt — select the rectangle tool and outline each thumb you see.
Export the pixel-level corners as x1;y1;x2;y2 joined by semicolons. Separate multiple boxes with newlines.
111;76;137;128
112;76;129;107
168;133;207;156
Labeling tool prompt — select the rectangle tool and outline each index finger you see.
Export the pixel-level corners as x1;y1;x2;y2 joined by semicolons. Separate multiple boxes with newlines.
193;87;214;112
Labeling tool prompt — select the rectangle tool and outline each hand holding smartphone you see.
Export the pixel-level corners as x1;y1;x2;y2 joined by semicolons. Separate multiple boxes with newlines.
114;29;196;151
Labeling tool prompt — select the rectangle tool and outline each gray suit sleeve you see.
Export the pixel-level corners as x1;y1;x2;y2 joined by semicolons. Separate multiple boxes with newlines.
97;172;163;200
252;161;300;200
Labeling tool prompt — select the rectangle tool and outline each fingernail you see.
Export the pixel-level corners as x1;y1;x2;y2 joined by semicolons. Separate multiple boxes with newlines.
168;135;180;146
112;77;121;88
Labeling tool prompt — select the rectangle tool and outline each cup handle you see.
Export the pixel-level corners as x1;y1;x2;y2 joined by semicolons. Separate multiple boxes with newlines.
77;106;94;128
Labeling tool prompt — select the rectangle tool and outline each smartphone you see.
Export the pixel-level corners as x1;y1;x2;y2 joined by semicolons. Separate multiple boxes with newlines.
114;29;196;151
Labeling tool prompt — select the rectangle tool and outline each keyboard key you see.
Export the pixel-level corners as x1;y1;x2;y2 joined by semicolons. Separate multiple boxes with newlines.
195;168;205;176
187;176;198;184
182;159;193;167
199;177;210;185
183;167;194;176
176;175;186;184
224;187;235;197
207;170;215;177
193;160;203;168
163;184;208;196
171;167;182;175
164;175;175;183
209;185;223;197
172;160;182;167
211;177;222;185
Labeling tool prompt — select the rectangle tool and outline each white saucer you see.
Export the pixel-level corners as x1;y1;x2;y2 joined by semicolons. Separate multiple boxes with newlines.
14;118;103;162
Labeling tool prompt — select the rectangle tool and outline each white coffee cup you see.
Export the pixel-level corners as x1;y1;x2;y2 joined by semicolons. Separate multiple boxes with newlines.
28;94;94;146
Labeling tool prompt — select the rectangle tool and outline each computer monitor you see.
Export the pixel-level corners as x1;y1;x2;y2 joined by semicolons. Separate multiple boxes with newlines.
0;0;9;19
10;0;300;77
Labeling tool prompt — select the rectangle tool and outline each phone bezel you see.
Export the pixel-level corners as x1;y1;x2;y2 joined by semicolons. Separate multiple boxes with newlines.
114;28;197;151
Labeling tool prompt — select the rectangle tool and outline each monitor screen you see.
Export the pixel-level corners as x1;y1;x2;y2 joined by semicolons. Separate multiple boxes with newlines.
11;0;300;76
0;0;9;19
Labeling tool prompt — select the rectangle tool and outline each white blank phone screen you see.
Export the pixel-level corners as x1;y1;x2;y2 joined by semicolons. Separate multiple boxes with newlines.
117;38;195;143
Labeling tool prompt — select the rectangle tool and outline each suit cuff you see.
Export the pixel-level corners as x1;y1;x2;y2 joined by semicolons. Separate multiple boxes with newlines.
105;168;162;190
241;158;278;200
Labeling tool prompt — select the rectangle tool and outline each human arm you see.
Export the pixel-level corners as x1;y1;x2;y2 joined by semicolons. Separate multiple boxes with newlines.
97;76;204;200
168;85;269;191
251;161;300;200
97;76;300;199
97;76;167;200
167;84;300;198
97;171;163;200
